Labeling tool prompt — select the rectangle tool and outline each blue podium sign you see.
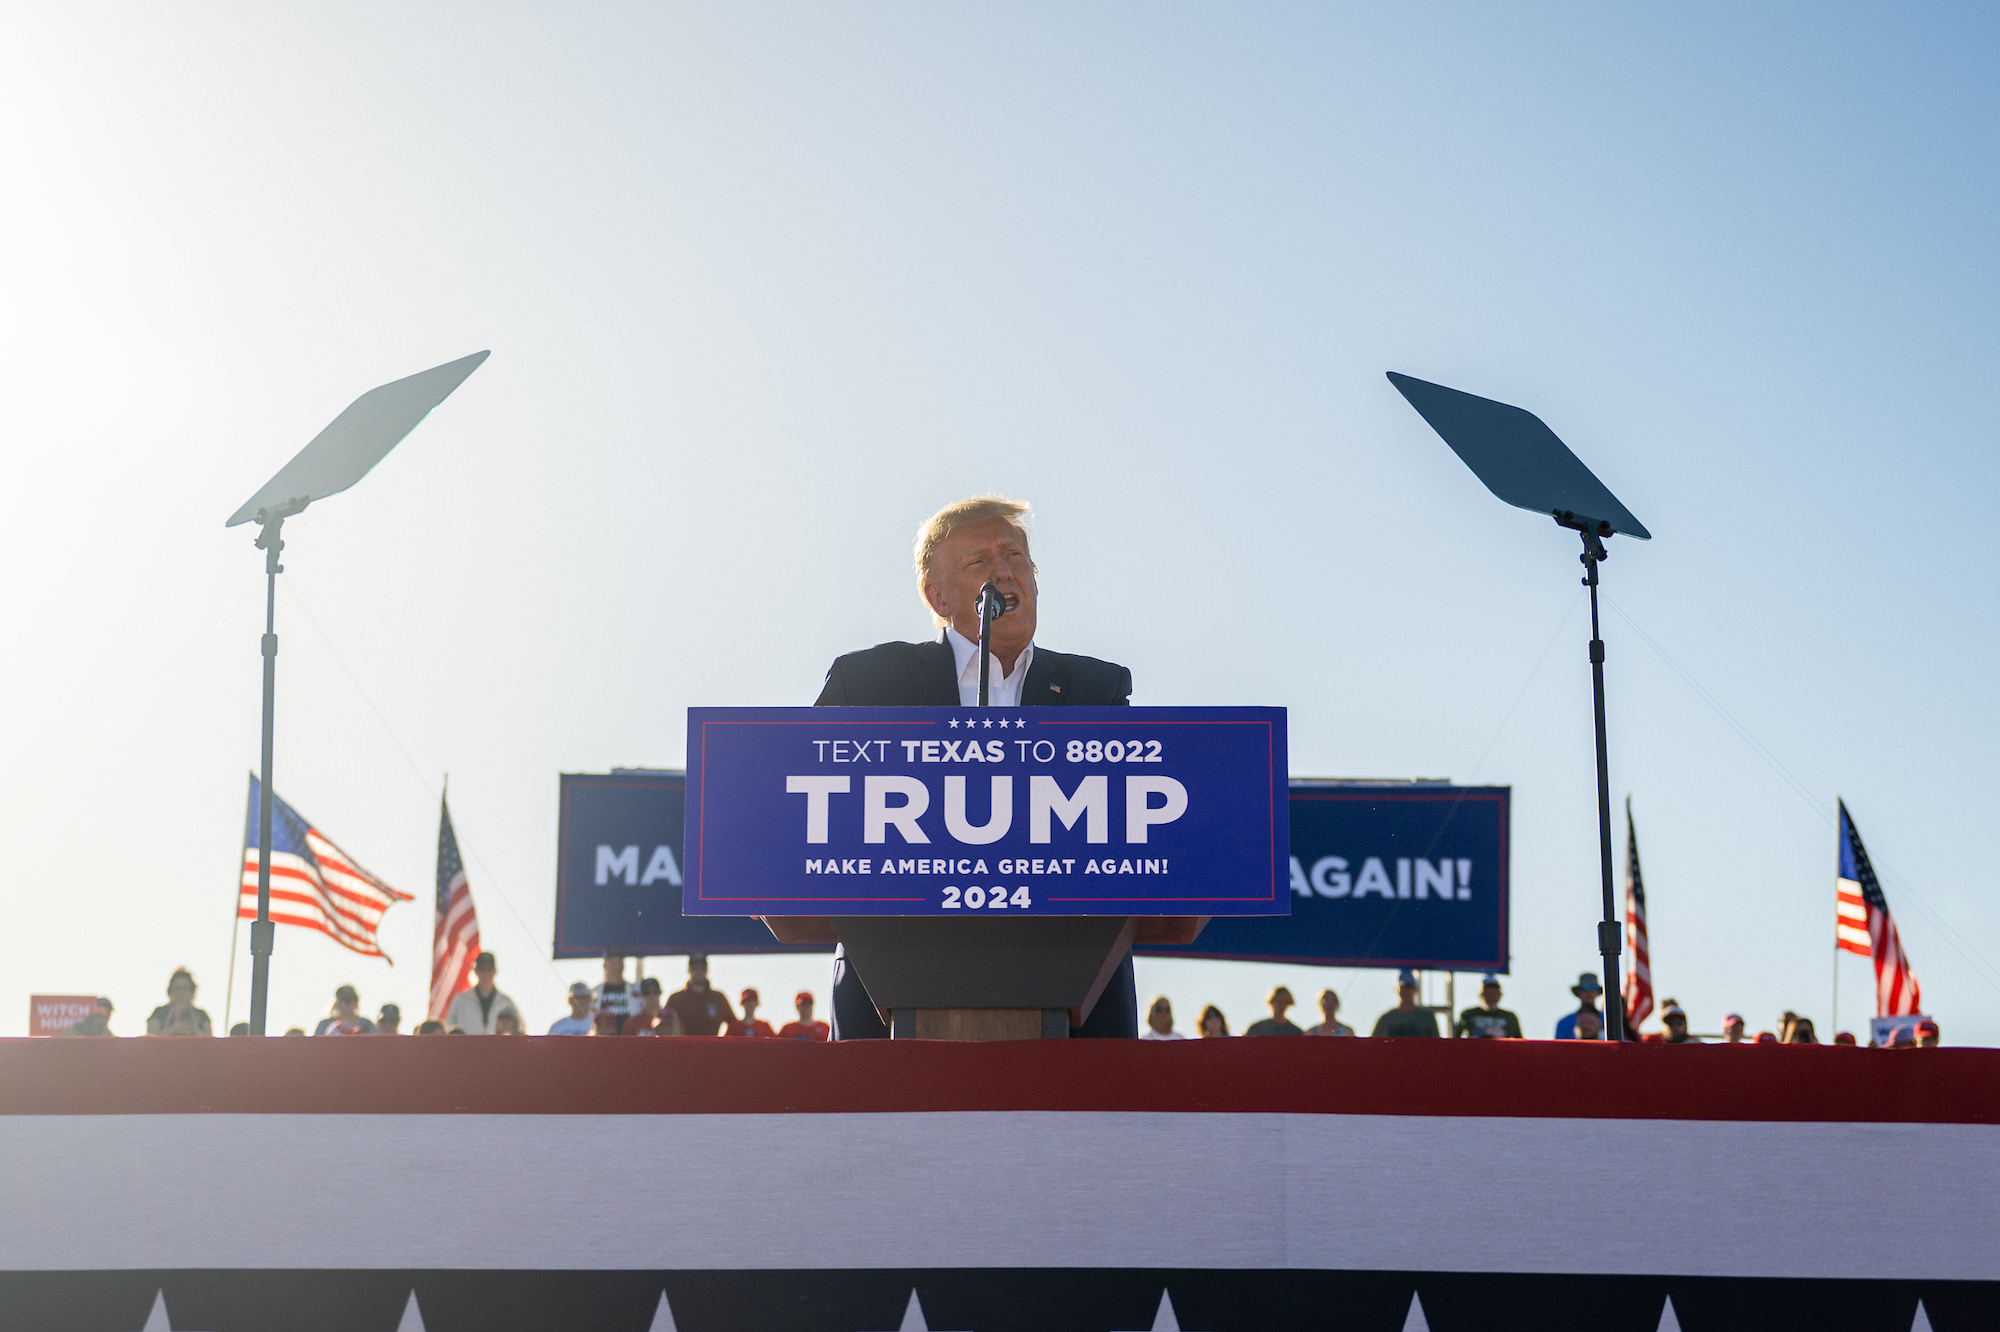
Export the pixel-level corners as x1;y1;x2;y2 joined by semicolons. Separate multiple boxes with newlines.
1136;783;1510;972
684;706;1290;917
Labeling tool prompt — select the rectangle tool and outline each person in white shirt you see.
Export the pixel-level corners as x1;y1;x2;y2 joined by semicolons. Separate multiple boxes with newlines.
1140;995;1187;1040
444;952;521;1035
547;982;596;1035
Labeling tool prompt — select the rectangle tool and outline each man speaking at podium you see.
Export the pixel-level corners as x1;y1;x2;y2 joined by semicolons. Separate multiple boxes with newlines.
816;495;1139;1040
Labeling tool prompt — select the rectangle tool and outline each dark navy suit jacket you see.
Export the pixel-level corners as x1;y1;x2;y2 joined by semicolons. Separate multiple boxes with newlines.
814;633;1139;1039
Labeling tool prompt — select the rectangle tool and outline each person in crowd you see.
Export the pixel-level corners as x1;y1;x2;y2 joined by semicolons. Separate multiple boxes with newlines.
814;495;1139;1041
1786;1017;1819;1045
1778;1011;1803;1044
415;1019;447;1035
1372;969;1440;1038
1553;972;1605;1040
778;991;830;1041
1198;1005;1230;1038
667;955;736;1036
144;968;213;1037
1245;987;1304;1036
1305;990;1354;1037
726;988;776;1037
1916;1019;1940;1048
548;981;596;1035
493;1011;523;1036
1834;1032;1858;1046
622;977;683;1036
283;1027;307;1037
1754;1030;1778;1044
592;950;638;1034
444;953;521;1035
376;1003;402;1035
229;1022;251;1036
1644;1000;1700;1044
1574;1009;1605;1040
1454;975;1522;1039
62;998;114;1037
1141;996;1187;1040
315;985;377;1036
1721;1013;1748;1044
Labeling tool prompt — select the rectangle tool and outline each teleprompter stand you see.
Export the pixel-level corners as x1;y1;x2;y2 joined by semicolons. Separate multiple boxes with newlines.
1389;371;1650;1041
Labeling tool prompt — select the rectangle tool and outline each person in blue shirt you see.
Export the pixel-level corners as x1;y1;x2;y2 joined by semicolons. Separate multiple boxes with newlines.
1554;972;1606;1039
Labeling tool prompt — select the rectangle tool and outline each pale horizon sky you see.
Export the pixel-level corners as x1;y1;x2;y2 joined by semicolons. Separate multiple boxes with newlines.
1;4;1995;1043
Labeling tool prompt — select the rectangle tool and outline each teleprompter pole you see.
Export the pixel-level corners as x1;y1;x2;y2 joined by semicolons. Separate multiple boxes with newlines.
1576;524;1626;1041
247;499;306;1035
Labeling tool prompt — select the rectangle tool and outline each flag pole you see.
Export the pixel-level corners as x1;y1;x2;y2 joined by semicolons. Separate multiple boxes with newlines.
223;771;254;1031
1831;814;1839;1038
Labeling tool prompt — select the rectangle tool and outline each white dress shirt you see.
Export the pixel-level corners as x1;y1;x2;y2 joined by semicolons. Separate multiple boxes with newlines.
945;627;1034;708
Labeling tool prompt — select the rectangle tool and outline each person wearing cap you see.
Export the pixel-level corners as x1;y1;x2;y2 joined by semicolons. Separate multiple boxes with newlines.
375;1003;403;1036
726;988;777;1038
1554;972;1606;1040
621;977;683;1036
1371;969;1440;1038
591;950;639;1035
1245;987;1304;1037
1916;1019;1940;1048
1305;989;1353;1037
1454;975;1522;1039
666;955;737;1036
548;982;597;1035
1721;1013;1748;1044
1141;996;1187;1040
314;985;377;1036
1644;1000;1700;1045
779;991;830;1041
61;997;115;1037
445;953;521;1035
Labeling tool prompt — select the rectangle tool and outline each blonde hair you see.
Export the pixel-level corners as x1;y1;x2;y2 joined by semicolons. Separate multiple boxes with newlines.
913;494;1034;626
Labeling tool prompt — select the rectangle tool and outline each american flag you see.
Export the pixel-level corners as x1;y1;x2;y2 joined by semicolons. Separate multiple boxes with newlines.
239;775;412;959
430;795;482;1021
1836;800;1921;1016
1622;797;1653;1031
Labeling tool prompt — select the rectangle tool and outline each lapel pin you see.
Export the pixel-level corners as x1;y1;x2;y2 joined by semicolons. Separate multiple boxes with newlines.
1049;684;1062;693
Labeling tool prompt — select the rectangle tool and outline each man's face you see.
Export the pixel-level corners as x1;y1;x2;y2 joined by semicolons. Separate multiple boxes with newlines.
797;999;813;1023
923;516;1038;658
379;1016;401;1034
1724;1020;1745;1042
1270;994;1291;1018
1482;984;1501;1010
570;992;593;1017
1398;984;1419;1008
603;955;625;984
1577;1011;1603;1039
1149;1000;1174;1034
474;964;496;993
168;977;194;1005
1666;1015;1687;1038
688;965;709;991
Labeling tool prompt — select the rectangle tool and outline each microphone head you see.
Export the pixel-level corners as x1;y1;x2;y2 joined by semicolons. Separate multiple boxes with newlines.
979;580;1007;619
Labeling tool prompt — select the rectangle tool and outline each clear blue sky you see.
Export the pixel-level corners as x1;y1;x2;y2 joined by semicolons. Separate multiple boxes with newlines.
0;4;1994;1041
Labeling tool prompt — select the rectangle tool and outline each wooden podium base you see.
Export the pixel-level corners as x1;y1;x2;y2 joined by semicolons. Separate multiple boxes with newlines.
762;915;1207;1041
899;1009;1071;1041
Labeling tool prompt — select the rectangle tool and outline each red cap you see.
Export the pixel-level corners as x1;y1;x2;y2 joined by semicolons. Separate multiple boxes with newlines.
795;990;815;1005
739;987;759;1003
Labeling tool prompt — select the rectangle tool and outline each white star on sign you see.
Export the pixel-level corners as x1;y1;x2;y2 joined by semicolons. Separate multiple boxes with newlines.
136;1291;214;1332
985;718;995;727
1113;1290;1219;1332
948;717;959;727
861;1289;971;1332
1016;718;1026;727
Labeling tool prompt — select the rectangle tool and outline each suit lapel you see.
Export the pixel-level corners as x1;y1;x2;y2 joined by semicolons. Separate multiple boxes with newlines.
910;635;959;706
1021;647;1070;706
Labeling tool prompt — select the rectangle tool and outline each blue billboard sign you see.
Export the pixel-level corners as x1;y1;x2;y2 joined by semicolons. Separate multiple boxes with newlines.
552;771;831;958
1137;782;1511;972
683;706;1291;917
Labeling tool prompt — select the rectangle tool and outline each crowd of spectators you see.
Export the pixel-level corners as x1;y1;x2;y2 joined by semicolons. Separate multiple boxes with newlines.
54;953;1947;1048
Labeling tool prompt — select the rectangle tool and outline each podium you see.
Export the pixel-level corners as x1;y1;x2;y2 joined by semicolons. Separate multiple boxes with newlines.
764;914;1208;1039
688;704;1289;1042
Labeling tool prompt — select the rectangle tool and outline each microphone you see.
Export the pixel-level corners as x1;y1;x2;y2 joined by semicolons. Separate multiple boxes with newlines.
979;581;1007;621
976;582;1006;707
